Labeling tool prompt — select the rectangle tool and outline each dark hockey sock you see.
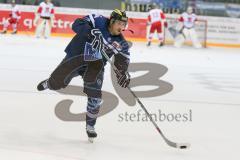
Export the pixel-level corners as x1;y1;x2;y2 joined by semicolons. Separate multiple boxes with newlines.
86;97;101;127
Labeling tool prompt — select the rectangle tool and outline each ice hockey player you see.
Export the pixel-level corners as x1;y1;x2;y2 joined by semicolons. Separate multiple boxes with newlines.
37;9;131;142
0;0;21;34
147;3;167;47
34;0;54;38
174;6;202;48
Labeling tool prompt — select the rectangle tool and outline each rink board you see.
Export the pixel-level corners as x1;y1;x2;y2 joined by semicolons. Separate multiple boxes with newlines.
0;4;240;48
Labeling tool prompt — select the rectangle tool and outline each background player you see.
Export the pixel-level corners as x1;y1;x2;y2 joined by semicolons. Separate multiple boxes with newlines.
0;0;21;34
34;0;54;38
147;3;167;47
174;6;202;48
37;9;131;142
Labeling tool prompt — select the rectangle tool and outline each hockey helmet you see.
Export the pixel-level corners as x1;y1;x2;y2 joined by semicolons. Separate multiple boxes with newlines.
11;0;16;6
187;6;193;14
151;3;160;9
110;9;128;23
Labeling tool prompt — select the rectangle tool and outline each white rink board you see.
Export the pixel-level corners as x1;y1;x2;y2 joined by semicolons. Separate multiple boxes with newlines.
0;4;240;47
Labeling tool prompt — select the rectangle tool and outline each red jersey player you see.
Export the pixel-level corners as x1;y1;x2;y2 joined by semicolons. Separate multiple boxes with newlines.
147;3;167;47
174;7;202;48
34;0;55;38
1;0;21;34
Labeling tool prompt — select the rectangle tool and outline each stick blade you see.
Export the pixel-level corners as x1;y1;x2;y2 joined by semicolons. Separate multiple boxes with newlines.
176;143;191;149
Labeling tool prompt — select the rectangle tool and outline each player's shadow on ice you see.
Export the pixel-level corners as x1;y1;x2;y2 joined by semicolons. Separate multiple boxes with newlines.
191;73;240;94
1;130;98;158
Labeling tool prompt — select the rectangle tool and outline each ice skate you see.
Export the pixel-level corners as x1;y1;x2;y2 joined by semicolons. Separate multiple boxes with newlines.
0;30;7;34
147;41;151;46
11;30;17;34
159;42;164;47
86;125;97;143
37;79;49;91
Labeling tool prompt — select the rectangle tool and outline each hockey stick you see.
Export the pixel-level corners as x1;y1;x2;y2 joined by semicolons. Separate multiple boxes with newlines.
168;27;178;39
19;23;33;37
100;45;190;149
123;29;134;34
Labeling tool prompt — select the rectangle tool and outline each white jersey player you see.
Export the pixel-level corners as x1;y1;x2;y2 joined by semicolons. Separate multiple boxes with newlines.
174;7;202;48
34;0;55;38
147;3;167;47
1;0;21;34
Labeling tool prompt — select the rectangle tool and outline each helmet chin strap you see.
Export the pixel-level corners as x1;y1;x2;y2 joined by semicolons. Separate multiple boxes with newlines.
110;19;115;25
108;22;115;35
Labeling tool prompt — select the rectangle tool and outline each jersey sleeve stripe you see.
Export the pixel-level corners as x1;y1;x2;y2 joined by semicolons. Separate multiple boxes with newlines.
89;14;95;28
51;9;54;14
102;37;130;59
37;7;42;13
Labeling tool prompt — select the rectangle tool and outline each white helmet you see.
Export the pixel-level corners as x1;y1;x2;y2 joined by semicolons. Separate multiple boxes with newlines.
11;0;16;7
151;3;160;9
187;6;193;14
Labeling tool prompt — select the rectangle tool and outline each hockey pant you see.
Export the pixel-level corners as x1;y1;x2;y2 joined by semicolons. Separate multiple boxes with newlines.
174;28;202;48
35;18;52;38
47;55;104;97
148;22;164;43
47;55;104;127
3;18;18;32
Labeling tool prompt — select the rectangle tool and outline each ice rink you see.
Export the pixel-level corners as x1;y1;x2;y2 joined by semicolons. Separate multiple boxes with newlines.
0;34;240;160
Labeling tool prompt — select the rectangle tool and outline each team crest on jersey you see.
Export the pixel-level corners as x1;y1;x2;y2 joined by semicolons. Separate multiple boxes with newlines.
97;78;102;86
84;42;102;61
112;41;122;51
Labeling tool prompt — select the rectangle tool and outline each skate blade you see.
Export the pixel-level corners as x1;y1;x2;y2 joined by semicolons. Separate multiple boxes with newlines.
88;137;94;143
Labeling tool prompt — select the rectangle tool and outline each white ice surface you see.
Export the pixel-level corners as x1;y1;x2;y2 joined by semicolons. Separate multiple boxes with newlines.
0;34;240;160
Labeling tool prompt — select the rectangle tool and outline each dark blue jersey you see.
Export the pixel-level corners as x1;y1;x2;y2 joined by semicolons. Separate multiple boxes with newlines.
83;14;130;59
64;14;130;72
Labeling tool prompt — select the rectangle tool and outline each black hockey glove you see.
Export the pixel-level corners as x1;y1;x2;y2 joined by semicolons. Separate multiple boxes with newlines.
115;70;130;88
72;18;92;34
